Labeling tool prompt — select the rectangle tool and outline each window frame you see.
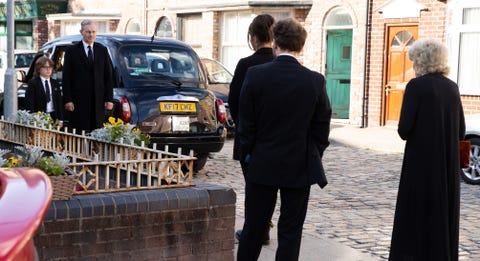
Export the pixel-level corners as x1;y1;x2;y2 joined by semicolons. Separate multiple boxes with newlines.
177;13;202;48
155;16;173;38
60;20;110;36
219;10;292;72
126;18;142;35
447;0;480;95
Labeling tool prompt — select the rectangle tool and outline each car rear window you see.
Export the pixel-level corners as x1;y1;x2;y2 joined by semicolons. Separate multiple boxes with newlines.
118;45;199;82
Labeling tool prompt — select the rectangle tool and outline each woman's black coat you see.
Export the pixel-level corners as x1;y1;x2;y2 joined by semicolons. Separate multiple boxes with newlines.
389;73;465;261
228;47;274;160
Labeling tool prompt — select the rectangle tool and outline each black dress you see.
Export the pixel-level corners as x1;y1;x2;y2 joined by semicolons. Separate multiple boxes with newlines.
389;73;465;261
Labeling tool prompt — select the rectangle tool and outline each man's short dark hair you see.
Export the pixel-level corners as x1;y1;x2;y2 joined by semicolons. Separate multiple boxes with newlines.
273;18;307;52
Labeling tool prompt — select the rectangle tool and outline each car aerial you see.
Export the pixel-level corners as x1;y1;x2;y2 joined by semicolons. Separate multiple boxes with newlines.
201;57;235;134
0;49;37;92
463;113;480;184
16;34;227;171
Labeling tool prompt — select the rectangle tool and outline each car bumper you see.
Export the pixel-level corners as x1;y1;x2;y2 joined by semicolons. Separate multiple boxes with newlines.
149;130;226;155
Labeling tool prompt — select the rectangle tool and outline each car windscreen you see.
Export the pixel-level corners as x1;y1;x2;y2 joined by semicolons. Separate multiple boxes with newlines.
118;45;199;83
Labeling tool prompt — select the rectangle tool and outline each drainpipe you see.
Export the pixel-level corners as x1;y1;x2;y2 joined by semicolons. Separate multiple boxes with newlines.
361;0;372;128
144;0;148;35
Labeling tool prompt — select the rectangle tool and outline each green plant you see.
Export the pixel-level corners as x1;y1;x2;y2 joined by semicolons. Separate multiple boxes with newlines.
0;145;71;176
13;110;59;129
89;117;150;146
38;157;66;176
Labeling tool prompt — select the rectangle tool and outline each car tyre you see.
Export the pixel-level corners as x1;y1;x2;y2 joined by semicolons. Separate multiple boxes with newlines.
461;137;480;184
193;153;209;172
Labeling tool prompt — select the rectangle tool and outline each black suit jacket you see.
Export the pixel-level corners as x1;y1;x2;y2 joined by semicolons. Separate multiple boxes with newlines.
228;47;274;160
25;77;63;121
238;55;332;188
62;41;113;132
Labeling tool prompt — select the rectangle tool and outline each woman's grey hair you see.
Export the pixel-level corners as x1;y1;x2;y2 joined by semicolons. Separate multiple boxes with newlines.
408;39;450;76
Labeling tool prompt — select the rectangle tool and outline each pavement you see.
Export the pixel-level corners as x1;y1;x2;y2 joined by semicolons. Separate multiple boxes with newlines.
328;121;405;154
251;122;404;261
197;122;480;261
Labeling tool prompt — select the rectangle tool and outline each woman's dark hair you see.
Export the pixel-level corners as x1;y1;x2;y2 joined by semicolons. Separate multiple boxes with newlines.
33;56;54;78
273;18;307;52
248;14;275;50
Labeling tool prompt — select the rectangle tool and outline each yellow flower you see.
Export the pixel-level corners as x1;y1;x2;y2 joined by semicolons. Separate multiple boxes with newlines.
7;156;19;167
115;118;124;125
107;117;124;127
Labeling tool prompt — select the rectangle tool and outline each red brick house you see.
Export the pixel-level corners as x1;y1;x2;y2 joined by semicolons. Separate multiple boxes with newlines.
2;0;479;127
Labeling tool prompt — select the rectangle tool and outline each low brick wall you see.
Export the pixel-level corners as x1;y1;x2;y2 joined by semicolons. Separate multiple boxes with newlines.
34;182;236;261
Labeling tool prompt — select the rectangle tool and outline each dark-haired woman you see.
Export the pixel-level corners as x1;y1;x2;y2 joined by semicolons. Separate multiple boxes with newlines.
228;13;275;246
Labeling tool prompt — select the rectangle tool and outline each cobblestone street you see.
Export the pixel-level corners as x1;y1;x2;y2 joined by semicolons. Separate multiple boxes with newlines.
195;133;480;260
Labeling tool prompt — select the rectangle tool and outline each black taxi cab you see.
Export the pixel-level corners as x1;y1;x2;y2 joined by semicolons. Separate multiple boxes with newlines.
19;34;227;171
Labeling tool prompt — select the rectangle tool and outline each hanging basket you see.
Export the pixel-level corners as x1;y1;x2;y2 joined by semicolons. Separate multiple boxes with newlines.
49;175;78;200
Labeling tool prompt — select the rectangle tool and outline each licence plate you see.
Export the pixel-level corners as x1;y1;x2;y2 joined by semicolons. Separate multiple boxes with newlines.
172;116;190;131
159;102;196;113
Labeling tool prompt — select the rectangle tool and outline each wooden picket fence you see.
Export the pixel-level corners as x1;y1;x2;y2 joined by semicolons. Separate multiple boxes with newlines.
0;119;196;194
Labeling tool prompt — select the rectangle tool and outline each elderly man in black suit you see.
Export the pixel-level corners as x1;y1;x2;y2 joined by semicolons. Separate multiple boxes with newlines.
62;19;114;133
236;18;332;261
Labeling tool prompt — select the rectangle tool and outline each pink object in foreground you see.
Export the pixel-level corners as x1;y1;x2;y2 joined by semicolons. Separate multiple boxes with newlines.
0;168;52;261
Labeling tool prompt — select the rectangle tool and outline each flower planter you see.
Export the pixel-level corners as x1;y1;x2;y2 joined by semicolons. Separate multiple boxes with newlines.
0;117;195;194
49;175;78;200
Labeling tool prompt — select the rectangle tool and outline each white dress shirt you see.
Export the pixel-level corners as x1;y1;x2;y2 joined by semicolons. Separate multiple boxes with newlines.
40;76;54;113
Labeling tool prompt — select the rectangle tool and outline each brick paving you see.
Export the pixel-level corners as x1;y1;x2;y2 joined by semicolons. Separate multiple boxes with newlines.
195;134;480;260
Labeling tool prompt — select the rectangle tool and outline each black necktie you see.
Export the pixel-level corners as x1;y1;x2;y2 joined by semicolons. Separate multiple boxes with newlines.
45;80;51;103
87;45;93;64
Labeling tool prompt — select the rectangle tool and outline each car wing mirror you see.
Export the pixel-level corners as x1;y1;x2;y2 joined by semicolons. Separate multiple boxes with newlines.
16;70;26;83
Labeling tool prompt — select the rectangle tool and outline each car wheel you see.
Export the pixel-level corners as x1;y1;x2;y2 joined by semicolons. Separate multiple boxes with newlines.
461;137;480;184
193;153;209;172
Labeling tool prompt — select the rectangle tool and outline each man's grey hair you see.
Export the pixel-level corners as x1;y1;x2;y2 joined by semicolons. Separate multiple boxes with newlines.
81;19;95;30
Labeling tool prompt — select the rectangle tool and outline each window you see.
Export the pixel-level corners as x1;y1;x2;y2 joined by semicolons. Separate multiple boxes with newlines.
14;22;33;49
118;45;198;81
220;11;291;72
177;14;202;48
0;22;7;52
155;16;173;37
126;19;141;35
60;20;110;36
0;21;34;50
325;7;353;27
447;1;480;94
391;31;415;47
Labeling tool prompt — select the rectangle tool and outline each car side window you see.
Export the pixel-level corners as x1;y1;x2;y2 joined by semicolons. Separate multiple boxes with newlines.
202;58;233;84
50;46;67;81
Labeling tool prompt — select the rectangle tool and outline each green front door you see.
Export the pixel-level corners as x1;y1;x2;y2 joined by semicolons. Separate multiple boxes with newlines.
326;29;352;119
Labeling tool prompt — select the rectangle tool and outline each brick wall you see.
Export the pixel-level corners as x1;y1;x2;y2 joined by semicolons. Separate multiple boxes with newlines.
32;0;480;123
33;19;49;51
34;183;236;261
366;0;448;126
304;0;369;126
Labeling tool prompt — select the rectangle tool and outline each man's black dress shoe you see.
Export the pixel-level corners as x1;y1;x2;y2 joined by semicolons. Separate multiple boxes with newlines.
235;229;270;245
